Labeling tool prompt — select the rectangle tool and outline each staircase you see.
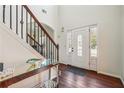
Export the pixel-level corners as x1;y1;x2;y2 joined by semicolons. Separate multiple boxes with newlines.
0;5;59;88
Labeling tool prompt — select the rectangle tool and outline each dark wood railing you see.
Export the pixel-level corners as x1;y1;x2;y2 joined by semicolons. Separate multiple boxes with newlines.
1;5;59;63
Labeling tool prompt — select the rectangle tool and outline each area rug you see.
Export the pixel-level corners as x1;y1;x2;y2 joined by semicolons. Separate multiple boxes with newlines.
66;66;86;76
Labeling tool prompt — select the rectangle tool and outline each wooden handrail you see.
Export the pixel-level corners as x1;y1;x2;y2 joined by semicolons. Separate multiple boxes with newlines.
23;5;57;47
0;64;58;88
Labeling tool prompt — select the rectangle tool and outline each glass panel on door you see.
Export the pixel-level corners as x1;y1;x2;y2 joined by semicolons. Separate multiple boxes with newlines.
77;35;82;56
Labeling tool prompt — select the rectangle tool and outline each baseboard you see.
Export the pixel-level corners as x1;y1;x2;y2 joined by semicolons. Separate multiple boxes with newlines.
98;71;121;79
99;71;124;85
59;63;67;65
120;77;124;85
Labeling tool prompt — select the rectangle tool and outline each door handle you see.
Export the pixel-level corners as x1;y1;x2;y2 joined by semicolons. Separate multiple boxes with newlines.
72;48;74;52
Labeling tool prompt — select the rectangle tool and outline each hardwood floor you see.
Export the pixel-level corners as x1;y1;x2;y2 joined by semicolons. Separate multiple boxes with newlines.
58;64;124;88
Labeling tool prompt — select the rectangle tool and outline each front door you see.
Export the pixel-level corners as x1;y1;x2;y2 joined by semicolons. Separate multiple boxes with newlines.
70;28;90;69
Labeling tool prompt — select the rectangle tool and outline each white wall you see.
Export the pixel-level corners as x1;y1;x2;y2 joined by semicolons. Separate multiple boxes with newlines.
121;6;124;82
42;23;55;39
58;5;122;77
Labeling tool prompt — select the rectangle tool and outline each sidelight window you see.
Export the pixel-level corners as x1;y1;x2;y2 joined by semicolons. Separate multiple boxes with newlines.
67;32;72;54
